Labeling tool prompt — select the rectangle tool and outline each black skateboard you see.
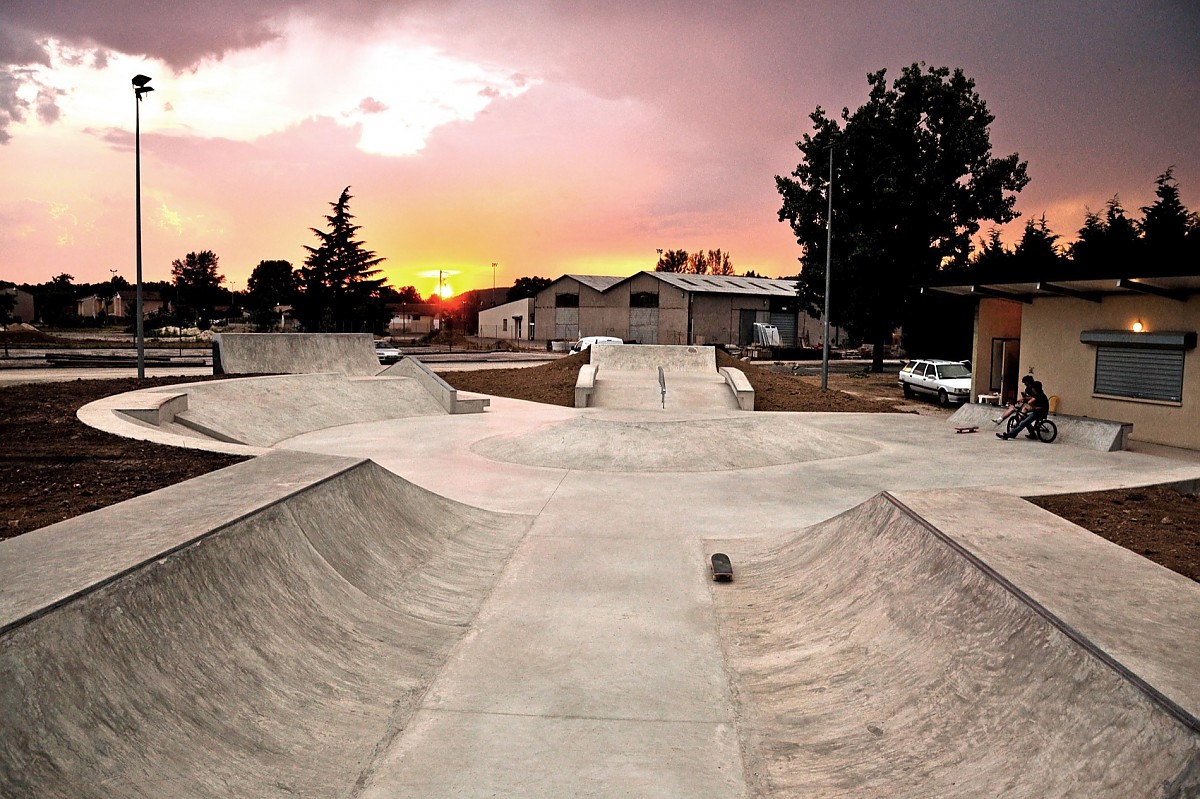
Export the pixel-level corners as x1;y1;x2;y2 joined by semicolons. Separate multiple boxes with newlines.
955;426;979;434
710;553;733;582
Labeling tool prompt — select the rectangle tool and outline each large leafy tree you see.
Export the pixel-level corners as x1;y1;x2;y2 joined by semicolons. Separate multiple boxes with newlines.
654;249;689;273
777;63;1029;369
171;250;227;324
507;276;551;302
295;187;388;332
245;259;297;329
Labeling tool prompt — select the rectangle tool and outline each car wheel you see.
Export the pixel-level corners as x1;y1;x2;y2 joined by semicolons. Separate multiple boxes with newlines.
937;388;948;406
902;382;913;398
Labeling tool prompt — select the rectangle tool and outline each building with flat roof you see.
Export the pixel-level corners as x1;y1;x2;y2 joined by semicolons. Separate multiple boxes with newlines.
924;267;1199;449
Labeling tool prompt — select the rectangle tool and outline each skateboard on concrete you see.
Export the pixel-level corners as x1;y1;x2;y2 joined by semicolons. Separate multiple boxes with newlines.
710;553;733;582
954;426;979;434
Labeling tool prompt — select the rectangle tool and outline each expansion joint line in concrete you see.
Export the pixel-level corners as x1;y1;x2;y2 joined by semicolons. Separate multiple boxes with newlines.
350;492;547;796
535;470;571;517
882;491;1200;736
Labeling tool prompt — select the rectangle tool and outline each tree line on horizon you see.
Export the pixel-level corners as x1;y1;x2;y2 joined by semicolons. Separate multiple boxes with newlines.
8;64;1195;346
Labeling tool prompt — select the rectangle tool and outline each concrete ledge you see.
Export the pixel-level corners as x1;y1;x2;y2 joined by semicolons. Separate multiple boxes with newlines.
575;364;598;408
116;392;189;426
948;403;1133;451
380;357;489;414
590;344;716;373
213;332;383;376
719;367;755;411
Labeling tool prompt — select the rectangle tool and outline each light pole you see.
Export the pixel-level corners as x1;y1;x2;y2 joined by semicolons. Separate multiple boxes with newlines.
820;145;834;391
491;262;497;307
132;74;153;379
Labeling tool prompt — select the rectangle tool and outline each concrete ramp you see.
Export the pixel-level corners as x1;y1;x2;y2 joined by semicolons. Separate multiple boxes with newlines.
712;493;1200;798
81;368;486;453
214;332;383;376
585;345;740;411
0;453;532;798
589;343;716;372
166;373;443;447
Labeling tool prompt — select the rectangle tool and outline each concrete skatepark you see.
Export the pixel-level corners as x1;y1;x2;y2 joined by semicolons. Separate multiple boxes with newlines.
2;335;1198;797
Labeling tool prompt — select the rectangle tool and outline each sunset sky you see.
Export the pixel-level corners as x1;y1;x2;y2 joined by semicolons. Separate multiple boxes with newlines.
2;1;1197;298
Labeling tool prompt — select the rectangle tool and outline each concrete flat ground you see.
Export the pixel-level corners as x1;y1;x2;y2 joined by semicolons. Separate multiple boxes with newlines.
5;356;1199;797
277;399;1200;796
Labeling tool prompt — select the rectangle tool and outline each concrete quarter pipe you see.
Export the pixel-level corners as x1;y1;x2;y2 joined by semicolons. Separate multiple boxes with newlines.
0;454;532;798
713;493;1200;798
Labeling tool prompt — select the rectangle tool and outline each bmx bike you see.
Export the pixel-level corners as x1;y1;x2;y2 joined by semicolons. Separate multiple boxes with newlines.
1005;409;1058;443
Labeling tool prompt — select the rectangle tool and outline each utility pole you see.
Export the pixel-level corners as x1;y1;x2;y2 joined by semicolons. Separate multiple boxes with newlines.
821;146;834;391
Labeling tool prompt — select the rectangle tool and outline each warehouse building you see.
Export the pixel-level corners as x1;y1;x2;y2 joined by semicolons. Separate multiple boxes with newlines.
530;271;833;347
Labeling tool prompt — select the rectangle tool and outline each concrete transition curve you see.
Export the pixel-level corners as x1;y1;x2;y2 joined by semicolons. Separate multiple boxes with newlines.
213;332;384;376
0;453;532;798
581;344;747;411
713;492;1200;798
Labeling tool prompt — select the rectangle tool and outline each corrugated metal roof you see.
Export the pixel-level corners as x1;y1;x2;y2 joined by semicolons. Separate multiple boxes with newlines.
564;274;626;292
648;272;799;296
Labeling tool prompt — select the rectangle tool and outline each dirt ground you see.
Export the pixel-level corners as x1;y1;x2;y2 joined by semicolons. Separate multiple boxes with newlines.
1;356;1196;582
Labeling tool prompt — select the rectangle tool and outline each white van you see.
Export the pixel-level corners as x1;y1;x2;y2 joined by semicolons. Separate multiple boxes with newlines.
569;336;623;355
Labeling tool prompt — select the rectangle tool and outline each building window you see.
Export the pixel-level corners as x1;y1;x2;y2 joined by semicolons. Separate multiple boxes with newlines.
555;293;579;308
502;318;508;331
1094;346;1184;402
1082;330;1195;404
630;291;659;308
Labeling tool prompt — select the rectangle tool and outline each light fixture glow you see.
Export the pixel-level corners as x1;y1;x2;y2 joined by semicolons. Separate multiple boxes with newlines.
1132;320;1144;333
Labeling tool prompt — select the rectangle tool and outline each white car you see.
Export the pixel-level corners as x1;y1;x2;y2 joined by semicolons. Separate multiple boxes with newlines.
374;340;403;364
898;359;972;405
569;336;623;355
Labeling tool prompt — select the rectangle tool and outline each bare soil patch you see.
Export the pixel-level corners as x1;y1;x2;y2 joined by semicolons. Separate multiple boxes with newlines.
1;357;1195;583
1;377;247;540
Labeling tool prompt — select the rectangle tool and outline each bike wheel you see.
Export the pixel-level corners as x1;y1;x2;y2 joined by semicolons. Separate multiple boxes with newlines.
1006;415;1020;435
1036;419;1058;443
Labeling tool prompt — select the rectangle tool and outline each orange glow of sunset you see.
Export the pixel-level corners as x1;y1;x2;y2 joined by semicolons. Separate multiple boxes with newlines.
0;4;1194;292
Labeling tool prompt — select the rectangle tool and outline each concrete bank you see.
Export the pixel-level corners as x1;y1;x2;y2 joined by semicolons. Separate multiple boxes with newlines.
0;452;533;797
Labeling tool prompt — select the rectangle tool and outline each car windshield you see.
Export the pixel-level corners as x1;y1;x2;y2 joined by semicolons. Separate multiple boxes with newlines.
937;363;971;379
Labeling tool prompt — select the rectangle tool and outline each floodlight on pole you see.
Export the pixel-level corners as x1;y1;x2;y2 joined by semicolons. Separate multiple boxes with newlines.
132;74;153;379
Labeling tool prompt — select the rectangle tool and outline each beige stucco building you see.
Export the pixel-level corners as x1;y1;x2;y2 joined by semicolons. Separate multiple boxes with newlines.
929;271;1199;450
530;272;832;348
478;298;533;341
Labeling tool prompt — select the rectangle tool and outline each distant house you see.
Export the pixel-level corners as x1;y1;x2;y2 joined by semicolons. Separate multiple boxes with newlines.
387;302;439;336
110;290;168;319
2;287;35;324
478;298;533;341
924;266;1199;450
76;294;107;318
530;271;838;347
